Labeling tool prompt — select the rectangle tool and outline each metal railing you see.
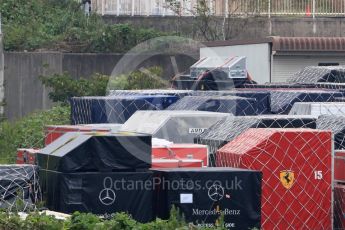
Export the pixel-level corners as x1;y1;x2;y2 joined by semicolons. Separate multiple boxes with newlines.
90;0;345;17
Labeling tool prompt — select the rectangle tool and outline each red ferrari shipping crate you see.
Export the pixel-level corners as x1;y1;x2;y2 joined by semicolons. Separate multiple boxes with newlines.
16;148;40;164
152;144;208;166
335;151;345;182
44;125;110;145
216;128;332;230
152;159;204;168
334;183;345;230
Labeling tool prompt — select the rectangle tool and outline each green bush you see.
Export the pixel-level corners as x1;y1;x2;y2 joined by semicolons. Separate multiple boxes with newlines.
40;73;109;104
40;66;169;104
0;208;231;230
0;105;70;164
0;0;165;52
109;66;169;90
22;212;64;230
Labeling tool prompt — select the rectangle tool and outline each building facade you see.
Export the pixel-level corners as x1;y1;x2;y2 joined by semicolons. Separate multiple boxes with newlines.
90;0;345;17
201;37;345;83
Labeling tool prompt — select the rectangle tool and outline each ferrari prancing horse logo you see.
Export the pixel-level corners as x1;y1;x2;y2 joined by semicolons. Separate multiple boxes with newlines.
280;170;295;189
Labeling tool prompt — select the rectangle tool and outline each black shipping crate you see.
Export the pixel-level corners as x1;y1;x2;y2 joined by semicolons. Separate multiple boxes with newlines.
40;170;154;223
153;168;262;229
37;132;152;172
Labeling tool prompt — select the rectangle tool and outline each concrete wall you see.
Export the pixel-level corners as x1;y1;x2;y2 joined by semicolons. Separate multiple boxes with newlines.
0;35;4;118
103;16;345;40
4;52;63;120
4;52;197;121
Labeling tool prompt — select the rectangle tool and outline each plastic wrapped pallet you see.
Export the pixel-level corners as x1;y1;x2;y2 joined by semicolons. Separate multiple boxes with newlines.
289;102;345;116
165;96;258;116
108;89;192;98
190;90;271;114
70;95;179;124
269;90;343;114
121;111;230;143
196;89;337;115
288;66;345;84
242;82;345;90
241;83;317;89
316;115;345;150
315;82;345;90
195;115;317;166
0;165;41;212
109;90;272;114
38;131;154;222
216;128;332;229
37;132;152;172
334;97;345;102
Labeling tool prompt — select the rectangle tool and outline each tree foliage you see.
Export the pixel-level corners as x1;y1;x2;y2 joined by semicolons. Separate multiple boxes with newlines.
165;0;251;41
0;105;70;163
40;66;168;104
108;66;169;90
39;73;109;104
0;0;165;52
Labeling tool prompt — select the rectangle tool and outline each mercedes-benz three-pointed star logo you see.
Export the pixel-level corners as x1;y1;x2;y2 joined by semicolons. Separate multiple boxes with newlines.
99;177;116;206
208;182;225;202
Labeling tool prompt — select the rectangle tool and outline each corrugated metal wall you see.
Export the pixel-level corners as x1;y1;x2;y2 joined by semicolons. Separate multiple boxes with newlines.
200;43;271;84
272;55;345;82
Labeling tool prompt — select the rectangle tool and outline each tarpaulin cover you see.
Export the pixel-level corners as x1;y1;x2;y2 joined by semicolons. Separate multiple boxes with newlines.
37;132;152;172
269;90;343;114
108;89;192;98
165;96;258;116
195;115;317;166
242;83;345;91
153;168;262;229
120;111;230;143
334;183;345;230
335;97;345;102
241;83;318;89
288;66;345;84
108;90;271;114
190;90;271;114
315;82;345;90
316;115;345;150
40;170;154;223
216;128;332;229
289;102;345;116
70;95;179;124
44;124;122;145
0;165;41;211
